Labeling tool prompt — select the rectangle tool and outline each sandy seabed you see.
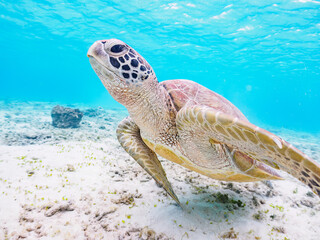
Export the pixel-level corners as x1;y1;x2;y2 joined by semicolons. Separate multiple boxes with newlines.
0;101;320;240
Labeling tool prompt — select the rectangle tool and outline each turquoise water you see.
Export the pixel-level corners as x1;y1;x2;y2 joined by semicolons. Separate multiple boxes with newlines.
0;0;319;132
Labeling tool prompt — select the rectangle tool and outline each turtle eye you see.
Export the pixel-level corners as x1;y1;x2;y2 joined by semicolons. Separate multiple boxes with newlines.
110;44;126;53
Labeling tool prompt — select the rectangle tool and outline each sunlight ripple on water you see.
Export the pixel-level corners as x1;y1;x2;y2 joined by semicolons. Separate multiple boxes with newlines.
0;0;319;131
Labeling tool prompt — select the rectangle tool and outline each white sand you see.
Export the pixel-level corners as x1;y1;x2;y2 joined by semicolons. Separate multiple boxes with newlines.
0;101;320;240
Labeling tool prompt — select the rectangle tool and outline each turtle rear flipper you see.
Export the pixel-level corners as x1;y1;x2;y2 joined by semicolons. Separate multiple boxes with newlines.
176;105;320;196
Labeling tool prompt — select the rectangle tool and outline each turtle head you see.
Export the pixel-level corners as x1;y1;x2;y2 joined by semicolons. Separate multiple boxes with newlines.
87;39;156;104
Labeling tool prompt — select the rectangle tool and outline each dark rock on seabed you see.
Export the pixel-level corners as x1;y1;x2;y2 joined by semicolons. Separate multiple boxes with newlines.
51;105;83;128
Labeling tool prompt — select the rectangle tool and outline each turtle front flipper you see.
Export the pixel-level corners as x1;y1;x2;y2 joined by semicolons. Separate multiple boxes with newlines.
176;105;320;196
116;117;181;206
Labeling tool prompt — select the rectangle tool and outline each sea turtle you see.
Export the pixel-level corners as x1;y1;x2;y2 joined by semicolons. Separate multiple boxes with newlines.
87;39;320;205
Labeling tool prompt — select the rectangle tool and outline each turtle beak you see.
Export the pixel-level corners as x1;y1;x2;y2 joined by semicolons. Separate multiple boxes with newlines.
87;40;106;58
87;42;95;57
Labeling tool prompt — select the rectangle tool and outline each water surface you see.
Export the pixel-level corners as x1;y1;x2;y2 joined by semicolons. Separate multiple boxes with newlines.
0;0;319;132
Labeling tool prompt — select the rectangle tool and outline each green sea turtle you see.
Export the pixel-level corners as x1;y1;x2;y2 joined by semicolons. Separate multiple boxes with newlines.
87;39;320;205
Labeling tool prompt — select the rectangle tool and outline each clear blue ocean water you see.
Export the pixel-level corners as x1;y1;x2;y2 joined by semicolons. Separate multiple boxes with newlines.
0;0;319;132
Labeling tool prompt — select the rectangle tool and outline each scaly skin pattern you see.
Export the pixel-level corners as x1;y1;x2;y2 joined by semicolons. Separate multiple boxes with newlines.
88;39;320;202
116;116;180;205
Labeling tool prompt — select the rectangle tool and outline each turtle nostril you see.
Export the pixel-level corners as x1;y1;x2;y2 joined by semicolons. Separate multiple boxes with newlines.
101;40;106;44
